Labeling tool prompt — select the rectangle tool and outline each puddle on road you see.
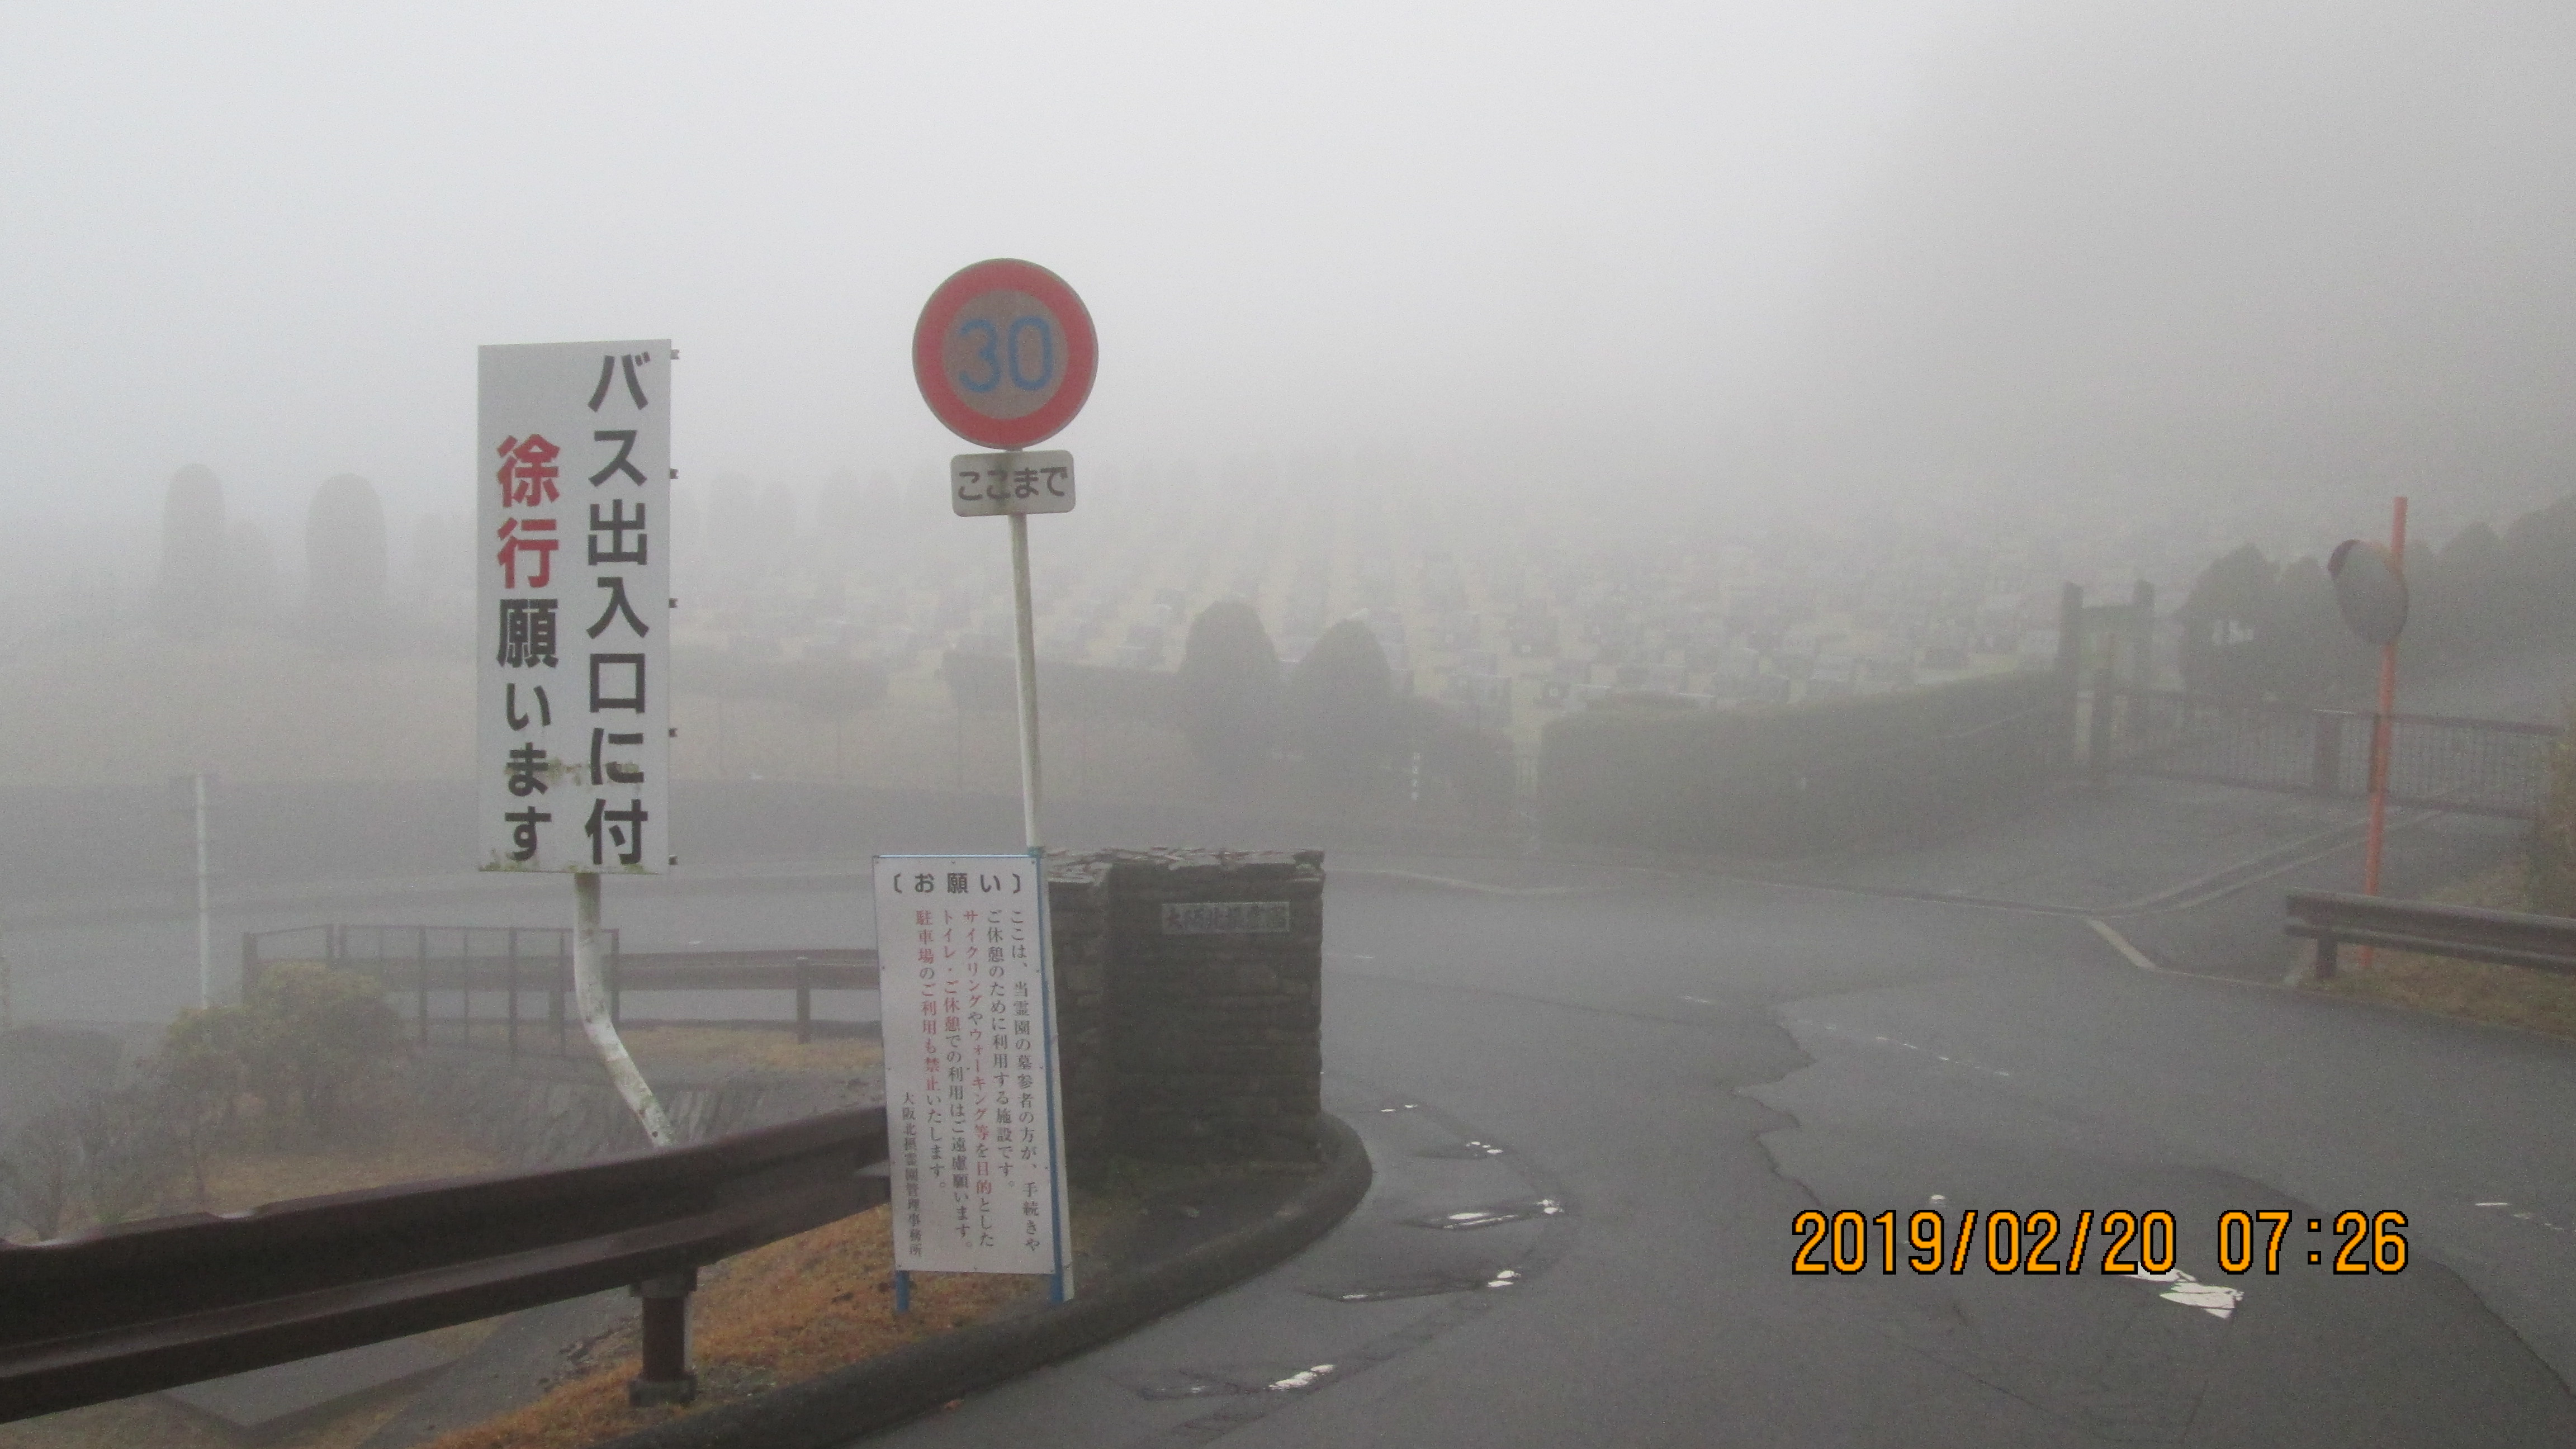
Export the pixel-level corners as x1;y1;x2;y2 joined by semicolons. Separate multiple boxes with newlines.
1309;1267;1523;1302
1416;1139;1508;1159
1401;1198;1565;1231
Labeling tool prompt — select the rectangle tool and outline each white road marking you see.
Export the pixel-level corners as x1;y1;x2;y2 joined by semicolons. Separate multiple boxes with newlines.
1783;1016;2014;1080
1680;995;1716;1006
2474;1201;2569;1234
1266;1365;1336;1392
2086;917;2167;974
2131;1268;2244;1319
2085;916;2285;990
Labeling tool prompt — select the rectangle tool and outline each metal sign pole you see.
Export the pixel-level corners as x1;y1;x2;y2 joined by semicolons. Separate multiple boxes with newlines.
1008;499;1044;853
572;870;675;1147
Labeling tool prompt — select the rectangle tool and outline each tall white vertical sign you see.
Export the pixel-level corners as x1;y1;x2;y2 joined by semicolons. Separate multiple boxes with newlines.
874;855;1071;1281
476;342;672;874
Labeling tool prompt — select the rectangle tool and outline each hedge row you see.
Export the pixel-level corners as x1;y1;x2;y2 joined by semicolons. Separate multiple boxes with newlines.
1537;670;2066;855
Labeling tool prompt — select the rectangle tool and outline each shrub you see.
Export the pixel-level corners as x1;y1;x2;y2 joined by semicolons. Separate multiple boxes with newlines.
168;962;401;1143
1176;600;1282;773
160;1004;252;1200
1287;620;1400;790
1538;670;2063;855
245;962;401;1139
1;1107;80;1240
72;1079;184;1226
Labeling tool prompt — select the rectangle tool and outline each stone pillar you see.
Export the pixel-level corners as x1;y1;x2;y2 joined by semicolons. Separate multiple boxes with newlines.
1045;849;1326;1176
1043;855;1114;1181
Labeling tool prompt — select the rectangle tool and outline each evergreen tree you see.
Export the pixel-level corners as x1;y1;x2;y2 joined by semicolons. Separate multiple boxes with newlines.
1287;618;1398;788
152;464;226;640
1176;600;1282;773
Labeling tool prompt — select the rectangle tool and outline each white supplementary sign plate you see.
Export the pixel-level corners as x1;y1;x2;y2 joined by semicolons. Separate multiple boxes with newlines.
875;855;1071;1277
476;340;671;873
950;449;1075;517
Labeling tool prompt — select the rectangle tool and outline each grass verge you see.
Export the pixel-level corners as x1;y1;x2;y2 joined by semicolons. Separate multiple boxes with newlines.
2303;856;2576;1041
416;1157;1248;1449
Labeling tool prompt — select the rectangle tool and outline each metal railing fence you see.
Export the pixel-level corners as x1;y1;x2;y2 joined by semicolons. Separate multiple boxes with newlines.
2101;689;2556;820
240;927;878;1052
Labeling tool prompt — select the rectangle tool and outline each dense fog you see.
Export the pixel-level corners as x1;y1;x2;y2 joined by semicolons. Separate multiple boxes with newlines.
6;1;2573;627
5;0;2575;919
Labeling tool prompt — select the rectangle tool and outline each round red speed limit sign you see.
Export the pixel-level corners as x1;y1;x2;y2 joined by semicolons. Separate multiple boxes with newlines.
912;259;1098;449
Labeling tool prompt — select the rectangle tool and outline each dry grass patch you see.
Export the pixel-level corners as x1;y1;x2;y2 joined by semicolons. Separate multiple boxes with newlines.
197;1107;501;1215
416;1164;1194;1449
2305;857;2576;1041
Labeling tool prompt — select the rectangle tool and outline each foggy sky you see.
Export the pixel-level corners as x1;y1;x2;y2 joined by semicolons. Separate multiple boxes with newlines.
4;2;2571;550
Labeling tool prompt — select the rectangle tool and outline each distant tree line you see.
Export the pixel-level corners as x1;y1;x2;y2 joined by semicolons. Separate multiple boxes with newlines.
1177;604;1512;820
2176;494;2576;702
151;463;390;650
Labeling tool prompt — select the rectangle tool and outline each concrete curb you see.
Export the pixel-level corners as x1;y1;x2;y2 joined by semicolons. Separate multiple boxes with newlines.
594;1112;1373;1449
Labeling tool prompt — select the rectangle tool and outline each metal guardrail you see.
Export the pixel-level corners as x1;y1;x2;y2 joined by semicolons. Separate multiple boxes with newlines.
2104;689;2556;820
243;927;879;1050
0;1105;888;1422
2284;890;2576;979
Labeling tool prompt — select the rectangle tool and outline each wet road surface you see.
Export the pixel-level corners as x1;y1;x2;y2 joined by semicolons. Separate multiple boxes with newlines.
863;863;2575;1447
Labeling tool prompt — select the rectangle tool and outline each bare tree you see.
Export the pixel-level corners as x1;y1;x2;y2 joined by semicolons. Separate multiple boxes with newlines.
3;1107;82;1241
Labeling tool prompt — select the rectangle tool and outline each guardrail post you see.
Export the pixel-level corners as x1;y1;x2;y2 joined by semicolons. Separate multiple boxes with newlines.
416;930;430;1046
239;932;258;1001
2312;711;2343;796
795;956;813;1045
2313;931;2340;981
628;1270;698;1407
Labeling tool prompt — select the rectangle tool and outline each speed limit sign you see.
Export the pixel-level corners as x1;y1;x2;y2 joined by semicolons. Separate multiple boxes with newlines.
912;259;1099;451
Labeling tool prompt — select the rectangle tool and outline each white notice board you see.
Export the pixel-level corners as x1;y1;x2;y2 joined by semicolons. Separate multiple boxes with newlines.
875;855;1071;1278
475;341;672;873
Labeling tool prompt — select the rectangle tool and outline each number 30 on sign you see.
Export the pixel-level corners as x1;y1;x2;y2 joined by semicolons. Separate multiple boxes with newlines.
912;259;1099;452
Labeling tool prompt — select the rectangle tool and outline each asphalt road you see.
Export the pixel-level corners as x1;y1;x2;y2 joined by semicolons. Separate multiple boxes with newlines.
856;856;2575;1448
10;646;2573;1444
